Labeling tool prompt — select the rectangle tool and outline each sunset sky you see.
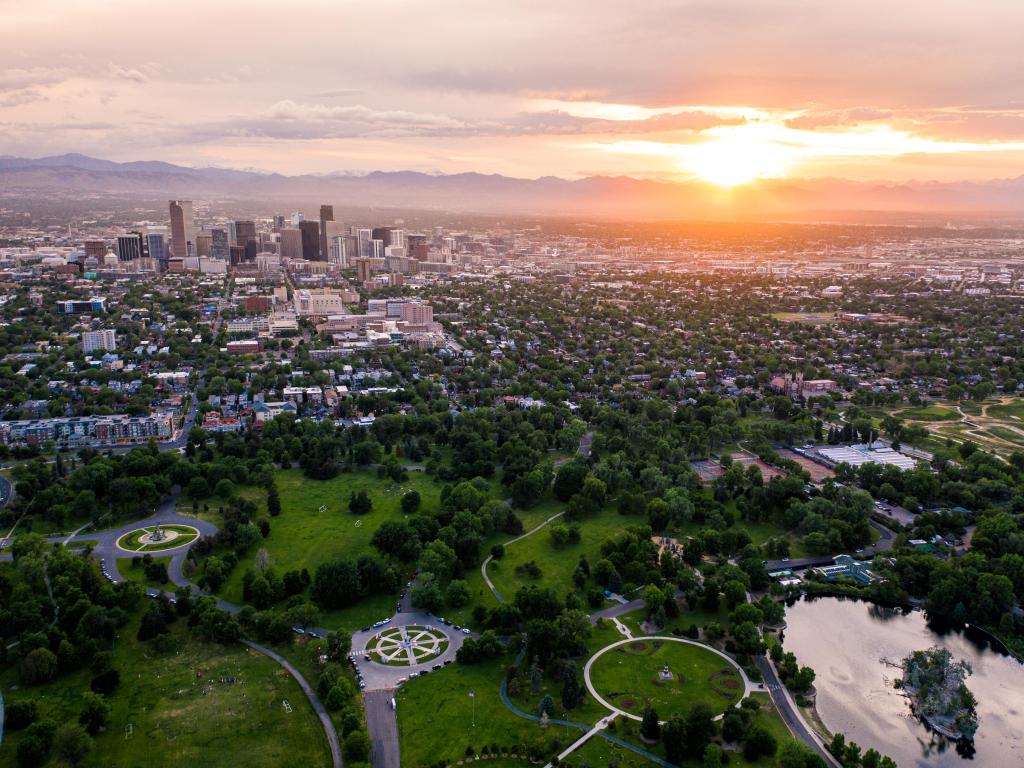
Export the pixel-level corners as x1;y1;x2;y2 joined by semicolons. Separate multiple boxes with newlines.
3;0;1024;186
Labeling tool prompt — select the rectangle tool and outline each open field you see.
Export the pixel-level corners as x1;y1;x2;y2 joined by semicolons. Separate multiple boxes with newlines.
486;505;624;602
588;639;742;718
396;653;551;766
896;405;960;422
221;468;456;627
0;620;330;768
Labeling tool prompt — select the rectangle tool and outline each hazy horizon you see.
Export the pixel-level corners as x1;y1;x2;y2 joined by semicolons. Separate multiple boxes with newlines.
4;0;1024;192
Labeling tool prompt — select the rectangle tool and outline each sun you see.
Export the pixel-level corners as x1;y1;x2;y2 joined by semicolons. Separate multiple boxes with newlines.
686;135;792;187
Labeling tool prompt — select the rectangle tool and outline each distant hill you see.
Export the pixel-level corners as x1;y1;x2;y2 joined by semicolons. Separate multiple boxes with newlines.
1;154;1023;220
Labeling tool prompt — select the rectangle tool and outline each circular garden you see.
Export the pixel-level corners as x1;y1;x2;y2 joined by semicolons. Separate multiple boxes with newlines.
116;524;200;553
585;636;746;720
365;625;449;667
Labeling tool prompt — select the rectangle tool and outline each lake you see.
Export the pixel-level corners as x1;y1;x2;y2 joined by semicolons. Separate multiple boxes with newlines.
782;596;1024;767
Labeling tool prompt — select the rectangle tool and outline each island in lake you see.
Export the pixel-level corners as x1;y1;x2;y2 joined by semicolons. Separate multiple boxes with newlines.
898;647;979;741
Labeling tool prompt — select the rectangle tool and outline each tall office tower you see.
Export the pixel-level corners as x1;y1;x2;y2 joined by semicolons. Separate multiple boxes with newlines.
210;228;229;260
318;204;334;261
195;232;212;257
227;221;238;245
390;229;405;249
357;228;373;258
432;225;444;245
229;245;247;265
298;221;320;260
291;212;304;227
144;233;167;269
371;226;393;248
234;220;257;248
371;239;384;258
406;233;429;260
116;233;144;261
244;240;258;262
329;236;347;266
280;228;302;260
168;200;196;259
84;240;107;260
272;215;285;230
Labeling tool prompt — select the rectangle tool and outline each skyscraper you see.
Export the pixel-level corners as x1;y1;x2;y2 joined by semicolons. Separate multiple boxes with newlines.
168;200;196;259
298;221;320;261
319;204;334;262
280;228;302;260
145;233;167;270
210;228;229;260
371;227;393;248
234;220;257;249
116;233;144;261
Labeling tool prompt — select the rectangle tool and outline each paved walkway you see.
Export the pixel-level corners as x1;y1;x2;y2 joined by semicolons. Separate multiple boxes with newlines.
242;639;342;768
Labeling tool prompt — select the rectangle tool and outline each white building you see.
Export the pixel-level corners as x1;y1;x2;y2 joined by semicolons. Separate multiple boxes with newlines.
82;329;116;353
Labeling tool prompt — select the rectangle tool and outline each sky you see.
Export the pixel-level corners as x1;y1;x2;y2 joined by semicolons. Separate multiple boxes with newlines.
3;0;1024;186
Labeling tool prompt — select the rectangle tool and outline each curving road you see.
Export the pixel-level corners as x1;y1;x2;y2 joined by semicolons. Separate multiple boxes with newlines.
756;655;841;768
242;639;342;768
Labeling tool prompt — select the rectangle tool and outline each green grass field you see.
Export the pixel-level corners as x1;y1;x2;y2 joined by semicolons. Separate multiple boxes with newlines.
588;639;743;718
896;406;960;422
396;653;553;766
0;620;329;768
485;505;624;602
221;468;453;628
987;400;1024;421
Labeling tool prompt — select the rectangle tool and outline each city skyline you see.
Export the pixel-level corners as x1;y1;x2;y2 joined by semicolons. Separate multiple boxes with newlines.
4;1;1024;188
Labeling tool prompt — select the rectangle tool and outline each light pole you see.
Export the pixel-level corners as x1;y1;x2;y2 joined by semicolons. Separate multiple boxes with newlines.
470;689;475;728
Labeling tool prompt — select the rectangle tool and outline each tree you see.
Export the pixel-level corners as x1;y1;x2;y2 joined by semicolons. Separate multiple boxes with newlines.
553;462;588;502
267;484;281;517
640;706;661;742
445;579;471;608
778;739;825;768
343;730;371;762
349;490;373;515
703;744;724;768
743;723;778;760
21;647;58;685
661;715;686;765
52;723;93;766
78;692;110;735
684;703;716;753
401;489;421;514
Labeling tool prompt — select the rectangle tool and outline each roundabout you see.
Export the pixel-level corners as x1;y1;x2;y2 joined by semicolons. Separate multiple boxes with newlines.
364;625;450;667
583;636;752;722
116;523;200;553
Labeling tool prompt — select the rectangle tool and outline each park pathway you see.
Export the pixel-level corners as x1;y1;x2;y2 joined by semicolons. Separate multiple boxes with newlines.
480;510;565;603
241;639;343;768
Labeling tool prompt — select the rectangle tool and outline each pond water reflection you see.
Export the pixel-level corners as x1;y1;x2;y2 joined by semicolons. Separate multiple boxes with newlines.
782;597;1024;767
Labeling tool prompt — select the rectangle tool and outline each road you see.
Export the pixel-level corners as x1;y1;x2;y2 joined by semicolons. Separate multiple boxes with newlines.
242;639;342;768
755;656;840;767
364;690;400;768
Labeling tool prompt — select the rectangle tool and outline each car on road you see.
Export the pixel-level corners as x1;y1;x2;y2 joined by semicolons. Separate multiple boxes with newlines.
390;698;396;710
461;628;470;635
359;681;366;690
361;626;371;632
291;626;305;635
432;664;442;670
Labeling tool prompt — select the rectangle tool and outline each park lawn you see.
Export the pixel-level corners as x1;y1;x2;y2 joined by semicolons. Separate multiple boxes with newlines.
896;406;960;421
395;653;554;766
487;505;623;603
117;556;172;589
588;640;742;719
984;425;1024;446
220;467;450;621
0;618;330;768
986;399;1024;421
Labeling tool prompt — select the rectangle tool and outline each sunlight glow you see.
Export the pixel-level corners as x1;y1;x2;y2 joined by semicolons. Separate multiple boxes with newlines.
584;115;1024;186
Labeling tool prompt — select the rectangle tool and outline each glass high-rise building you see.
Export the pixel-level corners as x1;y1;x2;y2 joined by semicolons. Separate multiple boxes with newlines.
168;200;195;259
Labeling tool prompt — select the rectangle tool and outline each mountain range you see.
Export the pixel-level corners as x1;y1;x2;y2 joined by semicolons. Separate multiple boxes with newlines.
2;153;1023;221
